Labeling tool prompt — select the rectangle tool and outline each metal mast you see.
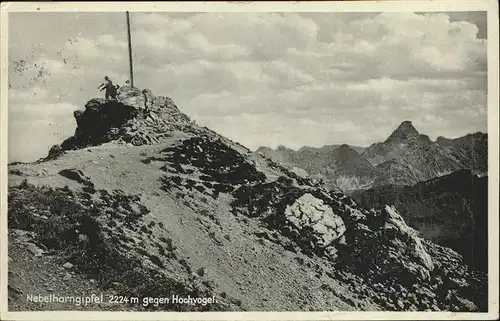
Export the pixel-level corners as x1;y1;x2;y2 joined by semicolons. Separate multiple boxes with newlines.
126;11;134;87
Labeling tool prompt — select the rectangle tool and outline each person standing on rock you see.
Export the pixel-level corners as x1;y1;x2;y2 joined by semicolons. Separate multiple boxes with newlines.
98;76;118;100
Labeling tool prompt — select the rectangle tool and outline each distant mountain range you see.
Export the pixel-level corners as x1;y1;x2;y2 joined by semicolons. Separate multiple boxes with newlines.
256;144;376;191
256;121;488;192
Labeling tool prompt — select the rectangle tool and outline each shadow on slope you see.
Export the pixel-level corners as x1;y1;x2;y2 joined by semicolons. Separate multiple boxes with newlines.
352;169;488;272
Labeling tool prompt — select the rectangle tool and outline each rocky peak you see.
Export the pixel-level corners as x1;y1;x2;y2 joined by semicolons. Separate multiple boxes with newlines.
47;87;194;159
387;120;420;142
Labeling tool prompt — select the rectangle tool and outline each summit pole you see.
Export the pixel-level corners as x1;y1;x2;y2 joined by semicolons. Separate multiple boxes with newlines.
126;11;134;87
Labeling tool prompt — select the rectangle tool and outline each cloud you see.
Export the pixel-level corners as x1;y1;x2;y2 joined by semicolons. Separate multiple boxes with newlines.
185;33;250;59
133;30;186;53
7;11;488;161
97;34;127;48
133;12;193;34
130;12;320;65
448;12;487;39
9;86;48;101
272;12;486;83
65;38;101;56
64;35;126;62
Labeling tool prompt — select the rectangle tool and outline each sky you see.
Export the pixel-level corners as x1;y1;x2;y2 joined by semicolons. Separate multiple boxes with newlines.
7;11;488;162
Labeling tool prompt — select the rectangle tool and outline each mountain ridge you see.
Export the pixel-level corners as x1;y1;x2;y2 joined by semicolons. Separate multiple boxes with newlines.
256;120;487;192
8;90;487;312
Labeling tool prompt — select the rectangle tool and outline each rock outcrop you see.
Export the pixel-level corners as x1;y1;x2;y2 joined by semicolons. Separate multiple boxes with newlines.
47;87;193;159
284;193;347;254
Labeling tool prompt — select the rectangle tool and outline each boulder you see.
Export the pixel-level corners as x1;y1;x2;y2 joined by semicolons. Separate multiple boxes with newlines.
116;86;145;108
284;193;346;251
382;205;434;274
117;86;142;99
26;243;44;257
58;168;90;185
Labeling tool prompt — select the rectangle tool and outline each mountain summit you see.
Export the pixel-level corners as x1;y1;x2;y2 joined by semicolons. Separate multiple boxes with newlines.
47;86;194;159
8;90;487;312
386;120;420;142
362;120;433;166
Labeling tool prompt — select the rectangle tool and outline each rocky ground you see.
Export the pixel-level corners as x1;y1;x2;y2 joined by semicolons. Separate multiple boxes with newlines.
7;87;488;312
352;169;488;273
8;229;123;311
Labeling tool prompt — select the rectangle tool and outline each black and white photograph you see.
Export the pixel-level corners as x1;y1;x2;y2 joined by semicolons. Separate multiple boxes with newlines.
1;1;498;320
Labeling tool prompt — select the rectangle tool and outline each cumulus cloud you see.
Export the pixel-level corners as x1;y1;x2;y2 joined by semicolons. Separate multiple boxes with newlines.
64;38;101;56
64;35;126;62
185;33;250;59
9;86;48;101
7;11;488;161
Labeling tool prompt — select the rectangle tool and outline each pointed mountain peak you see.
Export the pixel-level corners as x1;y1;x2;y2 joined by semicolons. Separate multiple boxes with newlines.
387;120;419;141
